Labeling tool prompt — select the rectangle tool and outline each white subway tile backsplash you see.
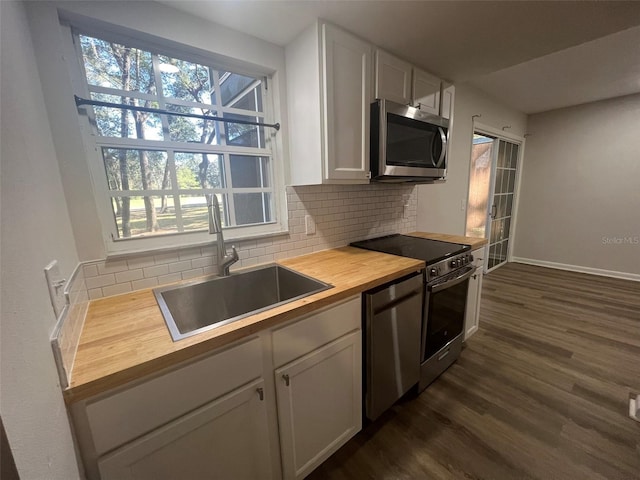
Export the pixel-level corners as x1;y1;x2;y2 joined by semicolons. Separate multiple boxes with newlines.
88;288;103;300
86;274;116;289
126;255;156;270
154;252;179;265
131;277;158;291
143;264;169;278
168;260;193;273
157;272;183;284
80;183;417;299
97;259;129;275
83;264;98;278
191;256;214;269
102;282;132;297
115;269;144;283
181;268;204;280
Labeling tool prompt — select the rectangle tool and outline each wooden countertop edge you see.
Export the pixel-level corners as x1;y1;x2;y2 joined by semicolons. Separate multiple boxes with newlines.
63;257;424;404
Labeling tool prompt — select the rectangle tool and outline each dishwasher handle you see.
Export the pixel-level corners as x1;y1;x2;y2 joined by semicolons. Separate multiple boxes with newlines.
372;288;422;315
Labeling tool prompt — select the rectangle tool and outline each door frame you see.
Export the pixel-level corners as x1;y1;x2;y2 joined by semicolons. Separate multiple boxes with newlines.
468;121;526;272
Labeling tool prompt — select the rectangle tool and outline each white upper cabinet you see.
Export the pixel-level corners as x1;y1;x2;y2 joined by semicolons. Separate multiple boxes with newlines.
374;49;446;117
374;49;412;105
441;83;455;121
412;67;441;115
286;22;373;185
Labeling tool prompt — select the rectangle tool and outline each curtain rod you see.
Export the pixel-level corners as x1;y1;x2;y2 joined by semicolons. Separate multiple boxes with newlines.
74;95;280;131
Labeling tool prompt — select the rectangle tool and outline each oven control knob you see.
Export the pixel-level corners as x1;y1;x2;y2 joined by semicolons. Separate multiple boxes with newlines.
450;259;458;268
430;268;437;277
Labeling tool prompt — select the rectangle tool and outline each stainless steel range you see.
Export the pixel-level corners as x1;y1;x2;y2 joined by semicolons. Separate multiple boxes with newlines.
351;234;474;392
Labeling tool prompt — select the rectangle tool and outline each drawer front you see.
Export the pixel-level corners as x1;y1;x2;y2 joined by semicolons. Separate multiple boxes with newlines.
87;337;262;455
272;296;360;368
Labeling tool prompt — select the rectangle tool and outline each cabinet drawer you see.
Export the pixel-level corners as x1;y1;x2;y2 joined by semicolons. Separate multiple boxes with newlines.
272;296;360;368
87;337;262;455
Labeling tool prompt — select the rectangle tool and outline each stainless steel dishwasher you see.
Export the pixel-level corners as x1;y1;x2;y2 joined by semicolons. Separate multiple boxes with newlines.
364;271;424;420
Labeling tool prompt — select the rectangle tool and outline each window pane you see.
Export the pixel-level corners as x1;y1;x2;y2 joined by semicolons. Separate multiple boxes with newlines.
224;113;266;148
166;104;219;144
233;193;272;225
230;85;263;112
80;35;154;94
465;135;494;238
102;148;169;191
497;141;507;168
158;56;214;105
179;195;209;231
219;72;263;111
112;196;177;238
90;93;163;140
230;155;270;188
174;152;224;189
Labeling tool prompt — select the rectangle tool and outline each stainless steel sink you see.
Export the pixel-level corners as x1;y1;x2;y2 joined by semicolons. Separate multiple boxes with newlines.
154;264;333;341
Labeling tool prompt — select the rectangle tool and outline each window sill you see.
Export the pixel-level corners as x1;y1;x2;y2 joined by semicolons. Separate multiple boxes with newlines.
104;228;290;261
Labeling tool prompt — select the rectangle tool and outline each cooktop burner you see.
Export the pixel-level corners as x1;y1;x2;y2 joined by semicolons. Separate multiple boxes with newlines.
350;234;470;265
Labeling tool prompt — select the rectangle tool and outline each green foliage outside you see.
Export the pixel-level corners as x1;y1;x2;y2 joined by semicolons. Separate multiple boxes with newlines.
79;33;266;238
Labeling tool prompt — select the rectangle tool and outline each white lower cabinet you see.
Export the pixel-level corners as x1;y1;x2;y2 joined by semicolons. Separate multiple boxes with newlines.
275;331;362;480
464;249;485;341
72;296;362;480
98;379;272;480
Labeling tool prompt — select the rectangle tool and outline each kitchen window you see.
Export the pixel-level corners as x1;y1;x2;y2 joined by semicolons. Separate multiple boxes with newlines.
69;29;283;252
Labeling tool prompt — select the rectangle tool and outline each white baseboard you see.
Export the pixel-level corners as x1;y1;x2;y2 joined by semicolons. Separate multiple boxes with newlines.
511;257;640;282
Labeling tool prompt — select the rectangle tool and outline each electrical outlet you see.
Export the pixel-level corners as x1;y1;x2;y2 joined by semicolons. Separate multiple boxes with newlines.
44;260;67;319
305;215;316;235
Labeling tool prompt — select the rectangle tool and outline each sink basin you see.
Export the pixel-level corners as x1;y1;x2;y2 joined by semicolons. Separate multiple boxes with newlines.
154;264;333;341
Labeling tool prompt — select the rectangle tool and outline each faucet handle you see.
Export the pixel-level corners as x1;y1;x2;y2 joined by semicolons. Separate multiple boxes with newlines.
230;245;239;261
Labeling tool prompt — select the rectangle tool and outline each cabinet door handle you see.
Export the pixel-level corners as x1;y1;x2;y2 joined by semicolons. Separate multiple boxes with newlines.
256;387;264;401
282;374;290;386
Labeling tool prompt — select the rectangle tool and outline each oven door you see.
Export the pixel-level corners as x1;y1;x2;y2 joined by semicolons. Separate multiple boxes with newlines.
421;266;474;361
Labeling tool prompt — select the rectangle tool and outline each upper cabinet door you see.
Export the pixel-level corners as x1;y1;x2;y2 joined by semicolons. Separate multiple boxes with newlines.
441;84;455;121
374;49;412;105
412;67;441;115
322;23;372;182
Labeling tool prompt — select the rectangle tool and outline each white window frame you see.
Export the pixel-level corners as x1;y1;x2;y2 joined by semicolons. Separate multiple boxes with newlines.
62;22;288;256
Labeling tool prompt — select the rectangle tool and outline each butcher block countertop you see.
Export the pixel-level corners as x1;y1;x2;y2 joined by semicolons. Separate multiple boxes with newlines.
65;246;424;403
407;231;488;251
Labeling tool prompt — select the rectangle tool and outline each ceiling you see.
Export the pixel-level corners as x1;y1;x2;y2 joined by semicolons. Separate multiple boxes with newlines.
161;0;640;114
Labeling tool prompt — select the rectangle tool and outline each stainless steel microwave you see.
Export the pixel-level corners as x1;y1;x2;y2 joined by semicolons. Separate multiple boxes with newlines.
370;99;449;182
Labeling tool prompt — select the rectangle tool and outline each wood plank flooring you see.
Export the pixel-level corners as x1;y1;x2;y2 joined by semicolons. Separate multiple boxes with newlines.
308;263;640;480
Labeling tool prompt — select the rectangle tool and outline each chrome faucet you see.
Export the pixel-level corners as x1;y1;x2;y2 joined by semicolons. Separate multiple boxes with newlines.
207;194;239;276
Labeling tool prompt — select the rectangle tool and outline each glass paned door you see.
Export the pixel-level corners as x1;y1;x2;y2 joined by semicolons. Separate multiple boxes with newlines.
486;140;519;271
465;134;495;238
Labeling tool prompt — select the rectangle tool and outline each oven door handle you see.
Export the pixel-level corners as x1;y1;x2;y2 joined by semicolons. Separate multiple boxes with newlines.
429;267;474;293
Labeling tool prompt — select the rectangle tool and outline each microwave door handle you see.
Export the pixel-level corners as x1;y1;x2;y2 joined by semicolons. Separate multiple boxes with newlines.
435;127;447;168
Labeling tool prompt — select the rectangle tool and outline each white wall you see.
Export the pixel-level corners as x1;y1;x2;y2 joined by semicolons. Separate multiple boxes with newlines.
26;0;289;261
0;1;81;478
416;83;527;235
513;94;640;276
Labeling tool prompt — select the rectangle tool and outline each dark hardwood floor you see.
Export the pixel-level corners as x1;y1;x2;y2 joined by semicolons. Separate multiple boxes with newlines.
309;262;640;480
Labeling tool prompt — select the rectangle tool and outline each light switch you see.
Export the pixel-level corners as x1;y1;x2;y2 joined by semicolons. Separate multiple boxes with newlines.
44;260;67;319
305;215;316;235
